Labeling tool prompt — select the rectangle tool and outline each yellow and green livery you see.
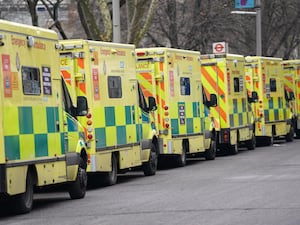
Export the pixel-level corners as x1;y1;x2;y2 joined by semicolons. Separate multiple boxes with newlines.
0;20;88;214
59;39;158;186
282;60;300;137
201;54;257;154
245;56;294;145
136;47;217;167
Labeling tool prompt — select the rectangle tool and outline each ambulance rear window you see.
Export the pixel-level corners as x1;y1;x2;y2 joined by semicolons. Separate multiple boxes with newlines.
270;78;277;92
234;78;240;92
233;76;244;93
22;66;41;95
108;76;122;98
180;77;190;95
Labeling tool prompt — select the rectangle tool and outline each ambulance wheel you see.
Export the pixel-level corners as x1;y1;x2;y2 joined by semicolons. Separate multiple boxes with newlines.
266;135;274;146
246;134;256;150
228;143;238;155
101;154;118;186
285;125;294;142
295;129;300;138
13;172;34;214
69;158;87;199
143;143;158;176
176;143;187;167
204;139;216;160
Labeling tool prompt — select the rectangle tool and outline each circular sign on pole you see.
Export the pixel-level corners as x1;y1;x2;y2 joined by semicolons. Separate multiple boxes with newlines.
213;42;227;54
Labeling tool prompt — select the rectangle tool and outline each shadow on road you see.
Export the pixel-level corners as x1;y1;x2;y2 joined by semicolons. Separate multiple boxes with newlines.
0;193;69;217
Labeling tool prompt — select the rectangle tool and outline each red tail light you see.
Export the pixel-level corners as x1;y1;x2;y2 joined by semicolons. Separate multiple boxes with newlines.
223;130;229;142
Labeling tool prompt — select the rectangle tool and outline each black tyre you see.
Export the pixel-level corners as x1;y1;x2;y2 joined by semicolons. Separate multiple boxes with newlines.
69;158;87;199
176;143;187;167
286;125;294;142
143;143;158;176
246;133;256;150
13;172;34;214
227;143;238;155
101;154;118;186
266;134;274;146
204;139;216;160
295;129;300;139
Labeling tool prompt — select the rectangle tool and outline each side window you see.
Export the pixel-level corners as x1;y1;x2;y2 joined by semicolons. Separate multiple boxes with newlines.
270;78;277;92
22;66;41;95
108;76;122;98
61;79;76;116
137;82;148;112
180;77;190;95
234;77;240;92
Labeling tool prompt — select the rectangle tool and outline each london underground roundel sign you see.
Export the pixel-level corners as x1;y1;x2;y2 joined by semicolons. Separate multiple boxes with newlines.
213;42;227;54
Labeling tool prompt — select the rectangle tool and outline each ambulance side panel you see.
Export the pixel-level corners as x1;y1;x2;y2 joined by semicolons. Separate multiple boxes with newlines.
201;54;254;149
0;25;64;195
283;60;300;136
0;21;86;199
137;48;212;159
60;40;156;174
245;57;292;140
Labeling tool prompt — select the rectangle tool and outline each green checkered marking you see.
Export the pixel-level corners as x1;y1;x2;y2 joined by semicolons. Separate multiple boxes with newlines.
95;127;106;148
186;118;194;134
19;107;33;134
95;105;141;150
4;136;20;160
117;126;126;145
171;119;179;135
35;134;48;157
4;106;66;160
47;107;58;133
105;107;115;126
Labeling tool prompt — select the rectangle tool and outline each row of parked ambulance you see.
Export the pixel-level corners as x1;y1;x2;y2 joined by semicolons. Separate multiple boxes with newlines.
0;19;299;214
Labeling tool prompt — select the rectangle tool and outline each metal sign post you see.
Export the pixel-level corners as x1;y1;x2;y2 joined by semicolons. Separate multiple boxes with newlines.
231;0;262;56
113;0;121;43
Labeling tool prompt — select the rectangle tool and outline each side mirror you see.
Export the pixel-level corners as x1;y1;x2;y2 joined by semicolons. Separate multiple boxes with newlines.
289;91;295;100
148;96;157;111
76;96;88;116
248;91;258;103
206;94;217;107
284;89;295;101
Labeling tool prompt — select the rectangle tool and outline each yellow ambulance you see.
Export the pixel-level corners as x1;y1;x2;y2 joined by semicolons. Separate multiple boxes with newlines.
201;54;258;155
245;56;294;145
282;60;300;137
136;47;217;167
0;20;88;214
59;40;158;186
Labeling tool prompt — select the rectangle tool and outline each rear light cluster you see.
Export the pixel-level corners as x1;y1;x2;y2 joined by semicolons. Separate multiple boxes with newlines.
223;130;229;143
136;51;148;57
259;100;264;118
163;105;170;128
257;100;263;131
227;70;231;94
86;112;93;140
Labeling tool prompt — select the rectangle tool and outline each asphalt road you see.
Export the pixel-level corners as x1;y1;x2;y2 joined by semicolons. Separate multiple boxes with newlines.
1;139;300;225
